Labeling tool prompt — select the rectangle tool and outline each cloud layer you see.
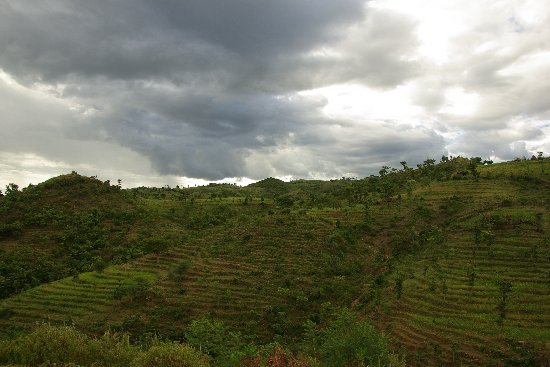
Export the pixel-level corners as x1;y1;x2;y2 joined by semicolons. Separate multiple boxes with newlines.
1;0;549;187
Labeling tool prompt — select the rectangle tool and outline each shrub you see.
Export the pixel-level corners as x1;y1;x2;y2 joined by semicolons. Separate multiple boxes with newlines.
302;308;394;367
0;222;23;239
0;324;210;367
131;341;209;367
169;260;191;279
112;277;150;301
1;324;90;365
242;345;313;367
0;324;136;366
185;317;238;358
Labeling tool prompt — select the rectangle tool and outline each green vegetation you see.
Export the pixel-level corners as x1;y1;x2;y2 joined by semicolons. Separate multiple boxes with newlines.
0;323;209;367
0;156;549;366
0;172;179;299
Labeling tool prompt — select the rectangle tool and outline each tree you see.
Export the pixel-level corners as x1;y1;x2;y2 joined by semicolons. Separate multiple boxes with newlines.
394;274;404;299
470;157;483;165
496;279;512;325
184;317;244;362
5;183;19;195
303;308;392;366
405;180;416;197
474;218;495;257
379;166;390;177
423;158;436;166
468;158;481;178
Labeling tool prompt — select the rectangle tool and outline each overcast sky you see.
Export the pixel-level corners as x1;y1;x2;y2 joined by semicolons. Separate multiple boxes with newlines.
1;0;549;189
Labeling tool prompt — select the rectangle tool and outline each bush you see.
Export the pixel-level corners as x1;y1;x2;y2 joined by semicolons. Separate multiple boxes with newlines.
0;222;23;239
131;341;209;367
2;324;90;365
302;308;395;367
112;277;150;301
242;345;313;367
0;324;210;367
185;317;236;358
169;260;191;280
0;324;136;366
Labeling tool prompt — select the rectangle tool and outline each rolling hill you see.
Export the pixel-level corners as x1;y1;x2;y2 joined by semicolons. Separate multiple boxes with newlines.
0;157;549;366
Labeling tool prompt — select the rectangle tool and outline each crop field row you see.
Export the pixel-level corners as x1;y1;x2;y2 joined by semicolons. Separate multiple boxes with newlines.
1;207;365;344
381;175;550;366
0;259;161;339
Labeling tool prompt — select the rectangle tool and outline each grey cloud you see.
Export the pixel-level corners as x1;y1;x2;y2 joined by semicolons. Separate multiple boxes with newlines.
410;78;446;111
1;0;405;182
0;0;366;89
246;121;447;179
255;7;421;91
0;78;149;175
0;0;421;95
339;8;421;87
83;91;330;180
0;2;238;85
155;0;366;58
446;121;545;160
2;0;549;186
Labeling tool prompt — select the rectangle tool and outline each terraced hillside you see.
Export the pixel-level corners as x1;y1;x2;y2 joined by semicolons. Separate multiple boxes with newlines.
129;208;370;340
1;158;549;366
377;162;550;366
0;200;372;343
101;206;372;342
0;259;161;339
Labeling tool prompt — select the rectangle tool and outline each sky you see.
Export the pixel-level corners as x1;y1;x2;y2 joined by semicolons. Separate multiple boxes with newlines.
1;0;549;189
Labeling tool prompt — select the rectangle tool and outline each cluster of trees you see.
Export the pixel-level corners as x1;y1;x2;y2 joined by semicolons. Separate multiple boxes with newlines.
267;156;491;209
117;155;494;211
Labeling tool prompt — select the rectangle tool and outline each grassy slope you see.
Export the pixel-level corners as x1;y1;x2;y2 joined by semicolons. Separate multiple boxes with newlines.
377;160;550;366
0;173;191;300
1;160;549;366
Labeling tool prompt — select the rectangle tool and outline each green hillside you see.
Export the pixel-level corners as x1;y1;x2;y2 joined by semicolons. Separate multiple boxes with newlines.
0;157;549;366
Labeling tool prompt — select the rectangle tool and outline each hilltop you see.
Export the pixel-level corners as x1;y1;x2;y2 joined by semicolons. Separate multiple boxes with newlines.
0;157;549;366
0;172;182;300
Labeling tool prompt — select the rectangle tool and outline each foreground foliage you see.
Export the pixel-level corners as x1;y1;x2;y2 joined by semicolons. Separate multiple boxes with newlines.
0;320;400;367
0;324;208;367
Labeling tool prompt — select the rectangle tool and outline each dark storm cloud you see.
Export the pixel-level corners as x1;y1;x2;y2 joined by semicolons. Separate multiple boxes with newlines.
0;0;420;94
0;2;237;85
86;91;330;179
154;1;365;57
0;0;366;89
